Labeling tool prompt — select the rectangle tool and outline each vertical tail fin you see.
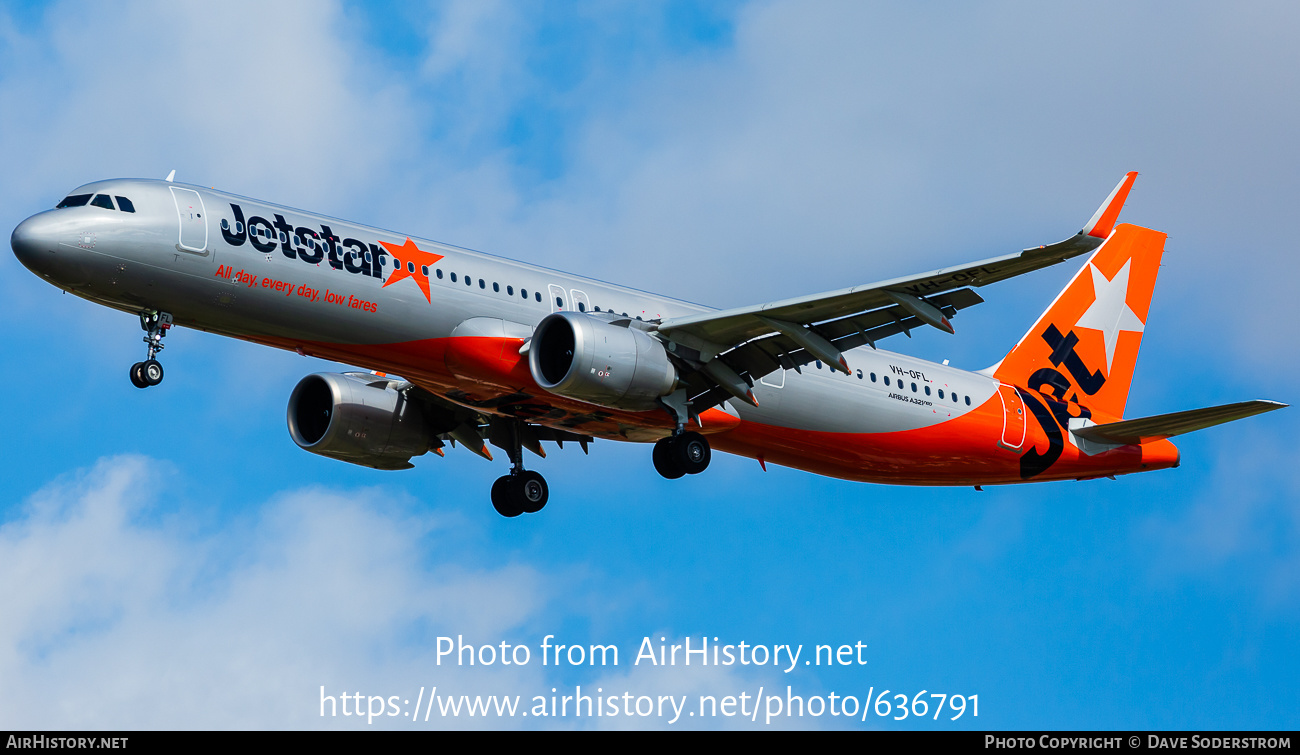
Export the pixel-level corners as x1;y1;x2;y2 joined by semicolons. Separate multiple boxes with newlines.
993;223;1166;420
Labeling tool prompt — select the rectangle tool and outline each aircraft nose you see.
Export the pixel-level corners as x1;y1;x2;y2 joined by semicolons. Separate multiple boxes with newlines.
11;212;58;272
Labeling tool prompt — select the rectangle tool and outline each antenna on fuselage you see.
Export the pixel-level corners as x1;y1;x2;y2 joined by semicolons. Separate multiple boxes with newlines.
165;170;176;182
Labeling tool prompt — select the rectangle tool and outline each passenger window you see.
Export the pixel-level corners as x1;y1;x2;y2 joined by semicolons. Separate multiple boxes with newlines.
507;286;513;295
115;196;135;213
56;194;92;208
436;269;443;279
221;219;230;231
870;373;877;382
279;232;288;243
479;279;485;289
953;393;959;403
856;370;863;380
578;302;586;312
911;382;917;392
90;194;115;210
884;376;890;386
421;266;428;275
520;288;527;298
815;361;822;369
556;296;564;308
236;222;244;234
493;282;499;292
536;292;542;302
965;396;971;406
924;386;931;395
407;262;415;273
451;273;457;282
938;389;945;399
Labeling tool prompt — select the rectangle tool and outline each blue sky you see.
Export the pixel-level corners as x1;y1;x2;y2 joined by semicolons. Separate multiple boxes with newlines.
0;0;1296;730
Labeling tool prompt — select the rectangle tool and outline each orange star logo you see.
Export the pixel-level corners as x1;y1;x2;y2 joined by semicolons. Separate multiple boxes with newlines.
378;237;444;303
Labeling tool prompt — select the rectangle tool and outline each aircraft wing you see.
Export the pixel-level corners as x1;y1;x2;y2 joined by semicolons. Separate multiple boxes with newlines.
1072;400;1287;445
379;376;594;461
657;232;1098;348
655;173;1137;412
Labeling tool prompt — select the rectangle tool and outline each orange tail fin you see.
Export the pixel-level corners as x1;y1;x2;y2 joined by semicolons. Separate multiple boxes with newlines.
993;223;1167;420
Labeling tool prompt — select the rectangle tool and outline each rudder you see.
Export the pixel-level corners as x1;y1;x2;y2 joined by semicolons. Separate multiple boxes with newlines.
993;223;1167;420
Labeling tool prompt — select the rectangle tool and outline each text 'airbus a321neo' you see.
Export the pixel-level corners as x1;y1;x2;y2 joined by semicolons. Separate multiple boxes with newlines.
11;172;1286;516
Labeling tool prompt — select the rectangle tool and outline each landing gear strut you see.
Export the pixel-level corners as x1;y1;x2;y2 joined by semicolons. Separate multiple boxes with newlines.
491;421;549;518
129;311;172;389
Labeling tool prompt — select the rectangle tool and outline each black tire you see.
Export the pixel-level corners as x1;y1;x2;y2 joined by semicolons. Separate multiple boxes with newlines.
653;437;686;479
130;362;148;389
141;359;164;386
491;476;524;518
517;471;548;513
673;431;711;475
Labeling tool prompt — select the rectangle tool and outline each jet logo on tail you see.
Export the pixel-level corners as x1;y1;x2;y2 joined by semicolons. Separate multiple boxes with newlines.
1075;259;1146;373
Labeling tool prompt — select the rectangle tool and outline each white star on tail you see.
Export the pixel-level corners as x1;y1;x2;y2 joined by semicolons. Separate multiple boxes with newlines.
1074;259;1145;373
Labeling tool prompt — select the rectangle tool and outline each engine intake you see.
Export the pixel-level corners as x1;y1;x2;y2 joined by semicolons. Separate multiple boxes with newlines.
528;311;678;411
287;372;432;470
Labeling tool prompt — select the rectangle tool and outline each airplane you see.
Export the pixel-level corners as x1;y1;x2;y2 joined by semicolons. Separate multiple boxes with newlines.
10;172;1286;517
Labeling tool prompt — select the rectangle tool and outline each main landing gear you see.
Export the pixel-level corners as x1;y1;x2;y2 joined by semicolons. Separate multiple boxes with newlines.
491;422;549;518
651;390;712;480
652;431;711;479
129;311;172;389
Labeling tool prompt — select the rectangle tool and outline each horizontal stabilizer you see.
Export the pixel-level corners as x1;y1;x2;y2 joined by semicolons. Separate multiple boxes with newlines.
1073;400;1287;445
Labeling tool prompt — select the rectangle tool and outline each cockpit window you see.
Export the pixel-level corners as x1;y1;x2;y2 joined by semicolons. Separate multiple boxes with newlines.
56;194;92;208
90;194;115;210
115;196;136;213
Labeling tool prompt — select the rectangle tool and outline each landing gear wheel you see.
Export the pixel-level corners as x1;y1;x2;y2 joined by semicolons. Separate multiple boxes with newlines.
673;431;711;475
141;359;164;387
491;472;549;517
491;476;524;518
133;311;172;389
517;470;549;513
653;437;686;480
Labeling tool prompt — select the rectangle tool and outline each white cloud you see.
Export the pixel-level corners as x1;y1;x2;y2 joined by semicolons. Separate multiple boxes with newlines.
0;456;556;728
0;457;839;729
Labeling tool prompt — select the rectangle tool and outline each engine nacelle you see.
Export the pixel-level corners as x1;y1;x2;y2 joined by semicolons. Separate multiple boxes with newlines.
287;372;432;470
528;311;678;411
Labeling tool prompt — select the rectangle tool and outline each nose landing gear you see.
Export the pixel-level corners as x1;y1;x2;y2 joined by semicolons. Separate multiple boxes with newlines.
130;311;172;389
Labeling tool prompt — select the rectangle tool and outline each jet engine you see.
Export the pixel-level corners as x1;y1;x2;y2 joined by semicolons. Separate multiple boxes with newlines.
287;372;434;470
528;311;678;411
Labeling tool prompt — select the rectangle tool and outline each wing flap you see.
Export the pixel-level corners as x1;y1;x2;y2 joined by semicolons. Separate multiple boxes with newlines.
1072;400;1288;445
